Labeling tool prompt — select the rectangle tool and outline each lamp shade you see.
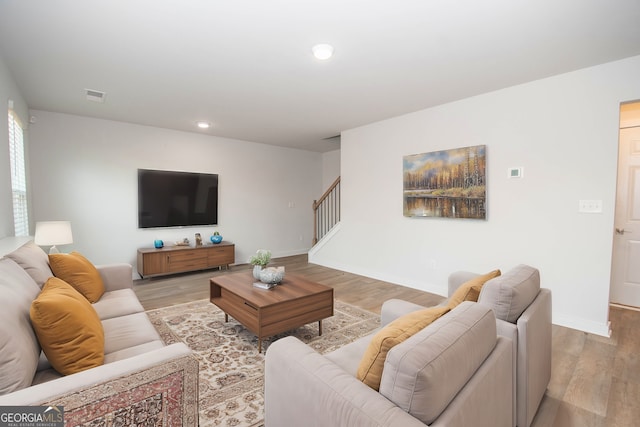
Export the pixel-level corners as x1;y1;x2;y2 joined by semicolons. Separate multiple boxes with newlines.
34;221;73;246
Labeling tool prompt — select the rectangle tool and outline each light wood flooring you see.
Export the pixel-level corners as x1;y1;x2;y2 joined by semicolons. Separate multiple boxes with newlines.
133;254;640;427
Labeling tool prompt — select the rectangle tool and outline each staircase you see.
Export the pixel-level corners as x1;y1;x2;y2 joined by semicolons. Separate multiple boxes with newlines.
312;177;340;244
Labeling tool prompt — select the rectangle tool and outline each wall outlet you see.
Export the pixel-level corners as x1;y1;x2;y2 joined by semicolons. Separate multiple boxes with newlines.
578;200;603;213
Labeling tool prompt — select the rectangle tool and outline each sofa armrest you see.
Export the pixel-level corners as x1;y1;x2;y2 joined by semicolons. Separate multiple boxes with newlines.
495;319;518;427
0;343;195;406
516;288;552;427
380;299;427;326
430;336;513;427
447;271;480;297
97;263;133;291
265;336;425;427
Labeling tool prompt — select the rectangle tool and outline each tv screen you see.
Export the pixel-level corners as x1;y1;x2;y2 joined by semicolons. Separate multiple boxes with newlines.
138;169;218;228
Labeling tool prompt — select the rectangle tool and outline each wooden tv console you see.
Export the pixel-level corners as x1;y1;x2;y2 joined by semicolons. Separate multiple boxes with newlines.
137;241;235;278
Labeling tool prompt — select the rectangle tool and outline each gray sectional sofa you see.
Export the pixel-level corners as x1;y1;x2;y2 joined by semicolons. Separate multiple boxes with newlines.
265;301;514;427
265;264;551;427
374;264;551;427
0;241;198;425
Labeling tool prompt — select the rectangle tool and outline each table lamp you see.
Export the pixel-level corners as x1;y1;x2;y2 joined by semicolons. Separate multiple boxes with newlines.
34;221;73;254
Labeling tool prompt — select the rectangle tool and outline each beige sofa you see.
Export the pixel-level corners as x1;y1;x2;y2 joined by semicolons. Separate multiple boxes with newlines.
383;265;551;427
265;301;513;426
0;241;198;425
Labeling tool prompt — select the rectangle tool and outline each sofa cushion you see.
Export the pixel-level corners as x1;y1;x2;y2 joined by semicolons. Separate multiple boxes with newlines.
104;340;165;364
447;269;501;309
92;289;145;320
49;251;105;303
325;333;375;377
30;277;105;375
379;302;497;425
356;305;450;390
0;258;42;395
102;312;162;356
4;241;53;288
479;264;540;323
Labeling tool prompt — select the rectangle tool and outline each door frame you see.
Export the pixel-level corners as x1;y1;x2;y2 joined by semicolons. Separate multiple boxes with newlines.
610;100;640;309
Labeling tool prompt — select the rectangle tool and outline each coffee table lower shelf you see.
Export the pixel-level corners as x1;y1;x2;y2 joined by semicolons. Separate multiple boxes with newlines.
210;272;334;352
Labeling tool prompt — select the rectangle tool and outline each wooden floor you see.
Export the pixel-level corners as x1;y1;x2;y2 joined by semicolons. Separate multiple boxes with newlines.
133;254;640;427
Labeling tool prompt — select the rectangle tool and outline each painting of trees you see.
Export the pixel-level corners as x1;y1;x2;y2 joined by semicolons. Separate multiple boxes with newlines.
403;145;486;219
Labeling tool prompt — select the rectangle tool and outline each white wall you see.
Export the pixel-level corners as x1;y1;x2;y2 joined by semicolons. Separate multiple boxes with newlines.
311;55;640;336
0;53;29;239
27;111;323;276
322;149;340;190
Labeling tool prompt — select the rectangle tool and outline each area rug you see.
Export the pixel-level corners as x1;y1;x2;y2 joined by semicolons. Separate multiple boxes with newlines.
146;299;380;427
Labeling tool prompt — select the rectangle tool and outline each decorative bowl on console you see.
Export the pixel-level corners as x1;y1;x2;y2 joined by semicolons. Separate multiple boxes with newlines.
259;266;285;285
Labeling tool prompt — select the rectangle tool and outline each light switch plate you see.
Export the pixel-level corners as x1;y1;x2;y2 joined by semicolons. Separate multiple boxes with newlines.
578;200;603;213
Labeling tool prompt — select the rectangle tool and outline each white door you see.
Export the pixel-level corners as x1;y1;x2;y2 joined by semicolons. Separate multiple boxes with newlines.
610;124;640;306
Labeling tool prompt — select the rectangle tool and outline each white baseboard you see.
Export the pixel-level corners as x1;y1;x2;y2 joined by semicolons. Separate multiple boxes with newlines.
308;224;611;337
553;314;611;337
309;251;448;298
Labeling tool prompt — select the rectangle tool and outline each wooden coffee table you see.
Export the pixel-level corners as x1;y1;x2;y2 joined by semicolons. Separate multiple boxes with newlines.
209;271;334;352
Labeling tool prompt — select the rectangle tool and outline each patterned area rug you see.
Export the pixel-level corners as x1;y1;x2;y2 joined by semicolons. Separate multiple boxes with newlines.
147;299;380;427
44;353;199;427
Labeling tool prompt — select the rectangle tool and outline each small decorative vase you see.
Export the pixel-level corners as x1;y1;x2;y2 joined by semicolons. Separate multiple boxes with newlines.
253;265;263;280
154;239;164;249
259;266;285;284
210;235;223;244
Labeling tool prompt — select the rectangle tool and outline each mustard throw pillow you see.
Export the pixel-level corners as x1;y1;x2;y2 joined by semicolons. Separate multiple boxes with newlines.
49;251;105;303
357;305;450;390
447;269;501;310
30;277;105;375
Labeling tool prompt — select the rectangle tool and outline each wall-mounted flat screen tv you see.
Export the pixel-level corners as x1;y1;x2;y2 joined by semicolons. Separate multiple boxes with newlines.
138;169;218;228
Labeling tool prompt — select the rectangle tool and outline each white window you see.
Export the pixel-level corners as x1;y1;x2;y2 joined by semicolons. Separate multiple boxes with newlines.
8;110;29;236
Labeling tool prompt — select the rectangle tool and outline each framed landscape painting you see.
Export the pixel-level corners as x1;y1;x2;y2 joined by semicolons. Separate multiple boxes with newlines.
403;145;487;219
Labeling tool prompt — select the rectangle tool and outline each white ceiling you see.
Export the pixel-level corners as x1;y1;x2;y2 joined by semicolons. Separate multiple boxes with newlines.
1;0;640;153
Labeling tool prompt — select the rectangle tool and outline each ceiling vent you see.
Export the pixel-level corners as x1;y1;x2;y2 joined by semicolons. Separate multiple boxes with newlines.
85;88;106;103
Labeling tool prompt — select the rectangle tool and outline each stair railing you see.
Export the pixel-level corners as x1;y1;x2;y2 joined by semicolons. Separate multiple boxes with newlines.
312;176;341;244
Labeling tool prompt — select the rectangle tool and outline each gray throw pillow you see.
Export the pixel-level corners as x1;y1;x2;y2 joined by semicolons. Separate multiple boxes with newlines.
0;258;42;395
479;264;540;323
4;241;53;288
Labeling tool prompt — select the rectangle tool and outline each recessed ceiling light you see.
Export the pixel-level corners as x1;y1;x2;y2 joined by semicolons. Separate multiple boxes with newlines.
196;121;211;129
312;43;334;60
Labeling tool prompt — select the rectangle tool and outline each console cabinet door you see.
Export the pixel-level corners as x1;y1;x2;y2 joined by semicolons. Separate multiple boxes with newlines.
208;245;235;267
167;249;208;272
139;251;166;276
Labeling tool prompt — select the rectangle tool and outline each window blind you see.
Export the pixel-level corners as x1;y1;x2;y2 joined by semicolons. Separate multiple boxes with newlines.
8;110;29;236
